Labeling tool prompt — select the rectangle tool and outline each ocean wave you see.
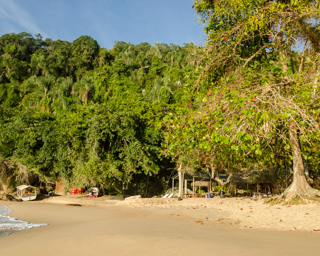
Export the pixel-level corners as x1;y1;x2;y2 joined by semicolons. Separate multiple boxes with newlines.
0;206;47;237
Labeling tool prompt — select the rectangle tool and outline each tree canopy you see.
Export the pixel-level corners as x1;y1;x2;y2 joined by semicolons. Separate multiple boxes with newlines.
0;32;200;195
1;1;320;201
168;0;320;202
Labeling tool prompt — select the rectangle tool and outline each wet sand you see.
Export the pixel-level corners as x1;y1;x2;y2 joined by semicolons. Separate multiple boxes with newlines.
1;199;320;256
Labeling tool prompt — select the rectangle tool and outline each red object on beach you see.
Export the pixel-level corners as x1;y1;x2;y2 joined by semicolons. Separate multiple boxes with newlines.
87;195;97;198
71;188;81;195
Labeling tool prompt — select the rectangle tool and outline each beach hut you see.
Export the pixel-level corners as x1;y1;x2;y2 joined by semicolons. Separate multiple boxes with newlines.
229;172;277;196
17;185;37;201
171;172;215;198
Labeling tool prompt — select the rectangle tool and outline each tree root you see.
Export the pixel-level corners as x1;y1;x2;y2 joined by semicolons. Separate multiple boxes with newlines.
265;189;320;205
266;194;312;205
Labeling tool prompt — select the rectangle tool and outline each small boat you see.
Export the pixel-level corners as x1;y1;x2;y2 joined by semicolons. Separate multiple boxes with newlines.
17;185;37;201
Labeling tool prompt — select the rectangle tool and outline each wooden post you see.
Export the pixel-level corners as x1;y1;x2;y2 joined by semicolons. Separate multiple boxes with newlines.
184;179;187;195
178;164;183;198
172;178;174;194
182;172;185;194
193;177;195;198
247;182;249;196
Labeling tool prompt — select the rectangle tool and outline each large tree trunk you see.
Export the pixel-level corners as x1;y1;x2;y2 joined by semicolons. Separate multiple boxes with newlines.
271;33;320;203
281;125;320;202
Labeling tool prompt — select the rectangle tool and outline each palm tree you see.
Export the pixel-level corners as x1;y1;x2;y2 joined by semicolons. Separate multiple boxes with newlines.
73;76;95;104
148;77;173;104
51;77;73;112
146;44;162;62
21;75;55;112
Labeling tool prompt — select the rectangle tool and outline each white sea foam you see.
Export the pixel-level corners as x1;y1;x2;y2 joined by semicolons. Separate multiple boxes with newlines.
0;206;47;237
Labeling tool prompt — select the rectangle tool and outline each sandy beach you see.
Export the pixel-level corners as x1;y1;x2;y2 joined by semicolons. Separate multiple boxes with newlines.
1;196;320;256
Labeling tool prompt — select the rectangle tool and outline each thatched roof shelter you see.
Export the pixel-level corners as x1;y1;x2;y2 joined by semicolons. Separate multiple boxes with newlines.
171;170;277;197
171;172;214;197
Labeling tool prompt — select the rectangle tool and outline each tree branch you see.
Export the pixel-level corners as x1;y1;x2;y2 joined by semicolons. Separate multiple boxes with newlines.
298;40;308;73
242;44;270;68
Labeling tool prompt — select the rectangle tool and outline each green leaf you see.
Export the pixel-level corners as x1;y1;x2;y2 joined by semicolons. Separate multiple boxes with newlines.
255;149;262;155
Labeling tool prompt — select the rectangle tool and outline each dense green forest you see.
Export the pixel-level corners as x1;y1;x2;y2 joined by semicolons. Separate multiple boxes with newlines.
0;32;204;195
1;1;320;202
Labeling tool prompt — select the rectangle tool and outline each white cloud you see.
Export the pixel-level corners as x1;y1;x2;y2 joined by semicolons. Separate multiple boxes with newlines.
0;0;47;37
0;7;11;18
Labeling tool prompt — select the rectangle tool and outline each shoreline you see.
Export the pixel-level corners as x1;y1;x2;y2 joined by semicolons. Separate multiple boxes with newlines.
2;194;320;232
31;194;320;232
1;198;320;256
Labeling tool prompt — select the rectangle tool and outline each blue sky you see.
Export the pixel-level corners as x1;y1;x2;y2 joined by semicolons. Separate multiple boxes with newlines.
0;0;206;49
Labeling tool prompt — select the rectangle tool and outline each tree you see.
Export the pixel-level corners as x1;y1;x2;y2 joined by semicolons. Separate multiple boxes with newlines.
147;77;173;104
73;76;95;105
0;32;39;82
70;36;99;78
31;39;71;77
51;77;74;112
21;75;55;113
188;0;320;203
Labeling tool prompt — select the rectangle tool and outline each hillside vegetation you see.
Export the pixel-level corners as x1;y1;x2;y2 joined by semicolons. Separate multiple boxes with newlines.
0;32;202;195
2;1;320;202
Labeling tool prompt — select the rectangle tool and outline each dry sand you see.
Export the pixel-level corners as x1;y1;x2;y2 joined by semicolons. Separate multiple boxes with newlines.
119;197;320;232
1;195;320;256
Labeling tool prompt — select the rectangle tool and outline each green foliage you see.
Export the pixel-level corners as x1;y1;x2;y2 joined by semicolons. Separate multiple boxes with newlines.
2;2;320;197
165;0;320;179
0;33;199;194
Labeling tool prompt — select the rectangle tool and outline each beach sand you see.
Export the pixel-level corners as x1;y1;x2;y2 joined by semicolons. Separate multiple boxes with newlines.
1;196;320;256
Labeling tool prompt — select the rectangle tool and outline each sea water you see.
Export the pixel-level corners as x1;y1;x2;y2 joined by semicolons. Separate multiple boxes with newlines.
0;206;47;237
